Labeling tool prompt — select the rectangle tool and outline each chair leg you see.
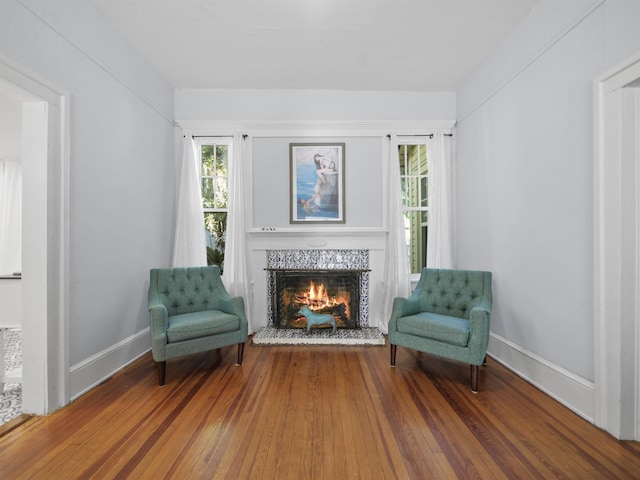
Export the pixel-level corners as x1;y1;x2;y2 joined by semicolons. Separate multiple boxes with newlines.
390;344;397;366
237;342;245;365
470;364;479;393
483;355;488;366
157;361;166;386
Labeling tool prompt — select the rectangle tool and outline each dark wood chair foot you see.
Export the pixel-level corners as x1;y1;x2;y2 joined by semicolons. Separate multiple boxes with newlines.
390;344;397;366
483;355;488;366
470;364;479;393
157;361;166;386
237;342;245;365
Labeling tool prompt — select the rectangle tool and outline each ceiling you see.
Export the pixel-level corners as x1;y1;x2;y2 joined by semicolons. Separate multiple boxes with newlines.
91;0;538;92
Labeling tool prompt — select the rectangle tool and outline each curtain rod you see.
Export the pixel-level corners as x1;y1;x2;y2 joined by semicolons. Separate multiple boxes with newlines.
386;133;453;139
184;134;248;139
191;135;242;138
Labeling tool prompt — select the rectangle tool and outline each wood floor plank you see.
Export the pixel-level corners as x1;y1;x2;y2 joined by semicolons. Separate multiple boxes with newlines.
1;339;639;479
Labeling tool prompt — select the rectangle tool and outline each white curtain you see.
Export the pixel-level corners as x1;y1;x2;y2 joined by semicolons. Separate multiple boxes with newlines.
0;158;22;275
426;130;453;268
223;133;252;330
173;133;207;267
382;134;411;331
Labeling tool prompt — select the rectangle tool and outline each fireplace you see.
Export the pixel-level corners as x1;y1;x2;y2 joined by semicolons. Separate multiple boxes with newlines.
266;249;370;329
269;269;365;329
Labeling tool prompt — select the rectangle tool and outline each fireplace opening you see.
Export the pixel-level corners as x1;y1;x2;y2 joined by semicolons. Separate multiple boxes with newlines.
271;269;363;330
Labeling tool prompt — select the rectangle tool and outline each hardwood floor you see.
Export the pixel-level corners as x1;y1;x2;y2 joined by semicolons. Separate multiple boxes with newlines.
1;338;639;479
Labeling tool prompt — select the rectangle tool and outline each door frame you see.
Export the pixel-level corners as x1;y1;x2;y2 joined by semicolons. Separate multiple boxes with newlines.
593;51;640;440
0;55;69;414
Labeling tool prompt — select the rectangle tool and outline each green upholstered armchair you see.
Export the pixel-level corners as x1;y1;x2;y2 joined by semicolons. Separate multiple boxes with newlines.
388;268;492;392
148;266;248;386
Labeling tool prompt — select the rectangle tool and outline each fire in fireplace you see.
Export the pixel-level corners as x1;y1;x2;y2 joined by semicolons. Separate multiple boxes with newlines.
270;269;364;330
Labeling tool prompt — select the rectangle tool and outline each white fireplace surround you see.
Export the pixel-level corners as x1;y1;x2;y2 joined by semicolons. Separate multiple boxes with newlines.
266;249;370;327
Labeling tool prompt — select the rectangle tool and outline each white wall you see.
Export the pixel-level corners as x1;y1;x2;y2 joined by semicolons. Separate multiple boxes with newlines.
0;0;176;398
252;136;383;229
0;90;22;277
0;278;20;327
176;89;455;122
0;111;20;321
177;89;456;332
455;0;640;418
0;90;21;158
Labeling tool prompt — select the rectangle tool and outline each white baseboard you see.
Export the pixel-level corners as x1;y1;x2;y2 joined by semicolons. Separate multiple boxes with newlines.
488;333;595;422
69;328;151;401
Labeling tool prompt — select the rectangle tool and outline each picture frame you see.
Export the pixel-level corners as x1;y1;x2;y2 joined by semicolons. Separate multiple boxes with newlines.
290;143;345;224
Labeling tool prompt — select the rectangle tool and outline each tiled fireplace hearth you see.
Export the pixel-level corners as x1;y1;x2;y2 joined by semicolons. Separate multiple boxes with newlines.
266;249;370;329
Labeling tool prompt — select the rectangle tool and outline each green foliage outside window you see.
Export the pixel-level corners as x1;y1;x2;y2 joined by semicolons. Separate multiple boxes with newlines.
399;143;428;274
201;143;230;272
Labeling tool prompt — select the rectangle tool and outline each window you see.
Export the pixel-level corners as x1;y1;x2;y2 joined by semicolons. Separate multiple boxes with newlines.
199;138;232;271
398;141;428;274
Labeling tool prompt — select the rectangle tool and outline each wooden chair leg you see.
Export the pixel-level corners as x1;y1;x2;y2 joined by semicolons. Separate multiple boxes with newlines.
470;364;479;393
157;361;166;386
237;342;245;365
390;344;397;366
483;355;488;366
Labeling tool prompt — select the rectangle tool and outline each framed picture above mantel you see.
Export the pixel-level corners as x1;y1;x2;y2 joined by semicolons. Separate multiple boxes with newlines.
290;143;345;224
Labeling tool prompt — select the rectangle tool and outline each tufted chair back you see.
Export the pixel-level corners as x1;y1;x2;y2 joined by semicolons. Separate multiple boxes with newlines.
416;268;492;319
150;266;228;317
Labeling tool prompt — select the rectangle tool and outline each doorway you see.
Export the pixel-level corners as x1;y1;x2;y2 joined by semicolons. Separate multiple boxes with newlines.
0;57;69;415
594;51;640;440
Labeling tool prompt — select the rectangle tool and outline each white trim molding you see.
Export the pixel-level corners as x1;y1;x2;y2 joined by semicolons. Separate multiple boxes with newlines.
593;51;640;440
1;54;70;415
69;328;151;401
489;333;595;422
175;120;455;138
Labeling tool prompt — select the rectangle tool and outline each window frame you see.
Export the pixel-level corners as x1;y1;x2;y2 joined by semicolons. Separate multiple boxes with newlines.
196;136;233;269
397;136;430;277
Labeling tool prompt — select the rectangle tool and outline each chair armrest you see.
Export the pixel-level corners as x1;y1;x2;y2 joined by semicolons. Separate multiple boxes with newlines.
468;306;491;364
218;295;249;333
388;295;422;333
147;282;166;325
149;303;169;348
217;294;244;317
